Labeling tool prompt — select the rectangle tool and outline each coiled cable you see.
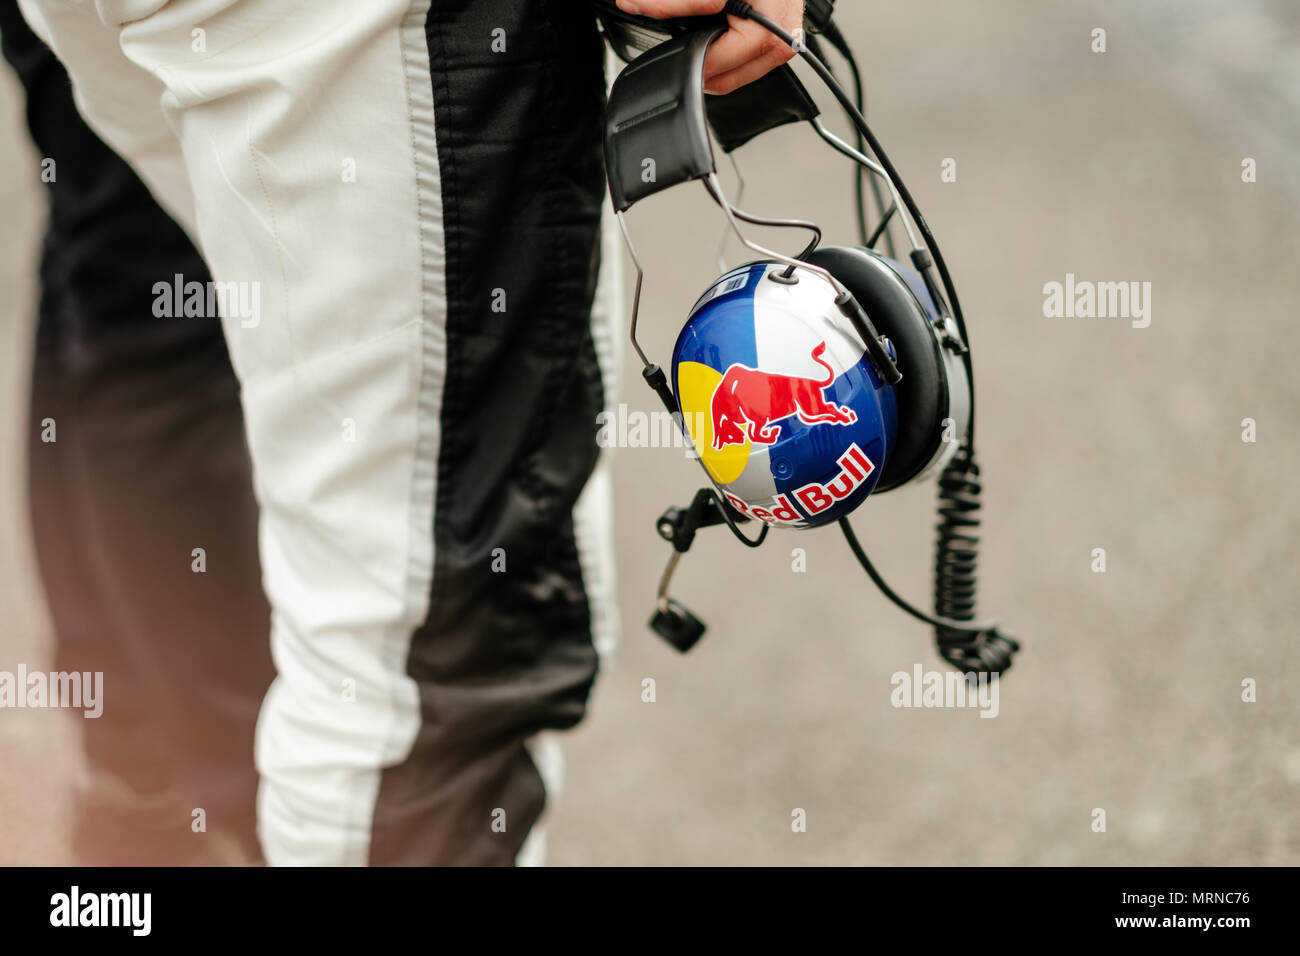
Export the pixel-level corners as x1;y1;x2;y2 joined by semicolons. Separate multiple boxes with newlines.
932;449;1019;673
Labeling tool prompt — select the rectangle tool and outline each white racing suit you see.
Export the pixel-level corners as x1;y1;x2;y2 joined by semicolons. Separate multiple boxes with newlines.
15;0;620;865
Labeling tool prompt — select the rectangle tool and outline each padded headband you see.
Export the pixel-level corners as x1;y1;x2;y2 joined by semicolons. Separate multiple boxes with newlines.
603;26;820;212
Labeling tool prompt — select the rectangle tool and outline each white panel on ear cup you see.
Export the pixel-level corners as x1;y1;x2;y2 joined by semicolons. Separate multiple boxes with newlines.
751;264;866;378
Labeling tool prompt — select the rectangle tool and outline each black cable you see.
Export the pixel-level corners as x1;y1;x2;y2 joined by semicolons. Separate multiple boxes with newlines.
839;514;993;635
704;177;822;260
931;449;1020;673
803;32;871;250
823;22;896;257
724;0;977;450
841;502;1019;675
865;202;896;249
845;48;869;247
706;482;770;548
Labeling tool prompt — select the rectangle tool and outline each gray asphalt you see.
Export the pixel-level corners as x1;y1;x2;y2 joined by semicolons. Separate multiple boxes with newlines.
1;1;1297;865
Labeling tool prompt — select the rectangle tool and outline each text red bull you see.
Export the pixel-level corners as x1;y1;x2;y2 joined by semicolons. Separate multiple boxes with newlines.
724;442;876;525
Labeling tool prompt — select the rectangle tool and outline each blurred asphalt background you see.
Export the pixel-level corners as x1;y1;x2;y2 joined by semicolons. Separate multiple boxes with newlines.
2;1;1297;865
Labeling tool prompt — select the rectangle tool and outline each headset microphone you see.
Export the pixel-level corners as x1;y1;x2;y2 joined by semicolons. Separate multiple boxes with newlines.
600;1;1022;674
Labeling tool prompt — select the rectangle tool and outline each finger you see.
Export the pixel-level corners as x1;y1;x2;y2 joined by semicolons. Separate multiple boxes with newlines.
704;52;790;96
701;18;774;79
704;32;794;94
617;0;725;17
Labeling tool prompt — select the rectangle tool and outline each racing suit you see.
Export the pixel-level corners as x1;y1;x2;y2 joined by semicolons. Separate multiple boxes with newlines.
11;0;621;865
1;3;273;865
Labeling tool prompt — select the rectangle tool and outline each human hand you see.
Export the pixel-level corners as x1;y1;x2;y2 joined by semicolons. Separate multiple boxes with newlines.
614;0;805;95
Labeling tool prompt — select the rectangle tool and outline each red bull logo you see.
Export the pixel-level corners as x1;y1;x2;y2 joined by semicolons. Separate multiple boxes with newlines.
709;341;858;450
724;442;876;525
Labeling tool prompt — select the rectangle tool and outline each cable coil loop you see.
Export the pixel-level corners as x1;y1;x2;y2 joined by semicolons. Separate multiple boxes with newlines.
933;449;1019;673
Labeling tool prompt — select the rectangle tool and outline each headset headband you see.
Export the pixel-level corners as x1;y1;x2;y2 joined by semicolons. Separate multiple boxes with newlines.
603;26;819;212
604;25;902;388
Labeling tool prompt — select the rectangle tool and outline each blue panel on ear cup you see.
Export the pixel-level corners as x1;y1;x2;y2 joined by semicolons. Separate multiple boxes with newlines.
887;256;941;324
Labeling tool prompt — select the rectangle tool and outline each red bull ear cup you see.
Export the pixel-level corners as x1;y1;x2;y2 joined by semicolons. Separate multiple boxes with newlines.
672;262;899;529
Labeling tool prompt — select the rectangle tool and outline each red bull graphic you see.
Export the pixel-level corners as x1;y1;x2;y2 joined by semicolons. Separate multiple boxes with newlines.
673;262;897;529
724;442;876;525
793;443;875;516
709;341;858;450
723;490;803;526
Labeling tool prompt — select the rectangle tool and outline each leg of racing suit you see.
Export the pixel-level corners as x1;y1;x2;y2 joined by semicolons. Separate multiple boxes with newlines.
1;3;272;865
16;0;619;864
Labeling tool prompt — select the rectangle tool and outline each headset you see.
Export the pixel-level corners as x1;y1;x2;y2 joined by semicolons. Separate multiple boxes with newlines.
597;0;1021;674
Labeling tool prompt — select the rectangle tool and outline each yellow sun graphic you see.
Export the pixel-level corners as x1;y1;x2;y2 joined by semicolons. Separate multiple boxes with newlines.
676;361;751;484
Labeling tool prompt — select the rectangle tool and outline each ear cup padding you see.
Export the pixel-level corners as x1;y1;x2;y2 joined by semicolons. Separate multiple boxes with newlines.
806;246;948;491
